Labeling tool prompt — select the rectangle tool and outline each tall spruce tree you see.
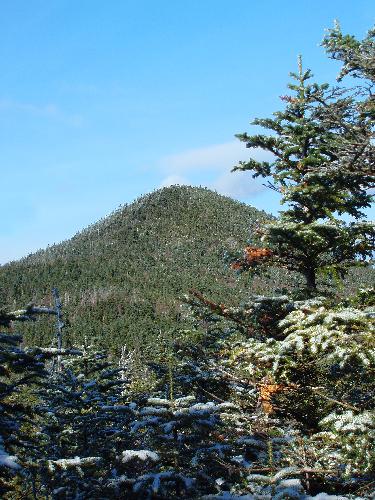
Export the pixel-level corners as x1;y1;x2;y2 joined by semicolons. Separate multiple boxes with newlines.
233;57;374;293
177;23;375;496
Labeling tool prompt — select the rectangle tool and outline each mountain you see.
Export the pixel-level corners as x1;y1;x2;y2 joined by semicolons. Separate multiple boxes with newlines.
0;185;371;355
0;186;276;352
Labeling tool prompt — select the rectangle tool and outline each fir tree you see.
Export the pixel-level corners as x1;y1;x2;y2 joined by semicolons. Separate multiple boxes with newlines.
179;23;375;497
37;340;134;498
322;22;375;153
0;304;58;497
233;57;374;293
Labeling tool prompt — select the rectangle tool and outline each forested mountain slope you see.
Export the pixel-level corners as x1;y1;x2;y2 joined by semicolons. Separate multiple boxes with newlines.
0;186;275;351
1;185;372;355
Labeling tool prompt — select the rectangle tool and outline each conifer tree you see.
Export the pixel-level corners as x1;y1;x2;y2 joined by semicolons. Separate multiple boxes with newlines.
179;23;375;497
0;305;58;497
233;57;374;293
38;339;134;498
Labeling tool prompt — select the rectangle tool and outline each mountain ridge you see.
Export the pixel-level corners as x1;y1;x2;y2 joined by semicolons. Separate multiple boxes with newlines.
0;185;275;352
3;186;264;266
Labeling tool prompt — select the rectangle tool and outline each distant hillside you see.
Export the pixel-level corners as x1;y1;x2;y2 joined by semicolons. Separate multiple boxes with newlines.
0;185;371;354
0;186;277;351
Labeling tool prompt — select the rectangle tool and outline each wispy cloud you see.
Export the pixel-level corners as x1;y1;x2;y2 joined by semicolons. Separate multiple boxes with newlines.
161;141;254;173
211;170;265;198
0;98;84;126
158;141;272;200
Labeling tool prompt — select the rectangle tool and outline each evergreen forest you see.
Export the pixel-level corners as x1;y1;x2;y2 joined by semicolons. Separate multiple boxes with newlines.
0;22;374;499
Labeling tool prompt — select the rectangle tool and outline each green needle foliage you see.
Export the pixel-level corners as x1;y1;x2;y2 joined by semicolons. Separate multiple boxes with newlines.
234;56;374;293
323;21;375;85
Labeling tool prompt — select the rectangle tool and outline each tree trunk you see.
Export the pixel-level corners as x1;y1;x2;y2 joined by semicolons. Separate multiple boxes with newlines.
304;268;317;293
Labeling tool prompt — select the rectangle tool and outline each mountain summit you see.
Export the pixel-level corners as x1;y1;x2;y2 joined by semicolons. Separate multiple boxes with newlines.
0;186;271;351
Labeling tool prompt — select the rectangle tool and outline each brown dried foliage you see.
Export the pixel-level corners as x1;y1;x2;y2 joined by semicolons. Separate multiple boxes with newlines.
231;246;273;271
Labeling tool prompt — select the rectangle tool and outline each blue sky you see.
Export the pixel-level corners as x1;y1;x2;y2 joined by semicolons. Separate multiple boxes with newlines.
0;1;374;264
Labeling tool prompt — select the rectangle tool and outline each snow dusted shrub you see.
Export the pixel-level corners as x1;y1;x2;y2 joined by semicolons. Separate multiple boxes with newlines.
318;410;375;476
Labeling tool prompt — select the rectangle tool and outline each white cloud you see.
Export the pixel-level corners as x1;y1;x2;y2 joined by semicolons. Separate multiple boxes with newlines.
160;140;256;173
211;170;264;198
158;141;273;200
